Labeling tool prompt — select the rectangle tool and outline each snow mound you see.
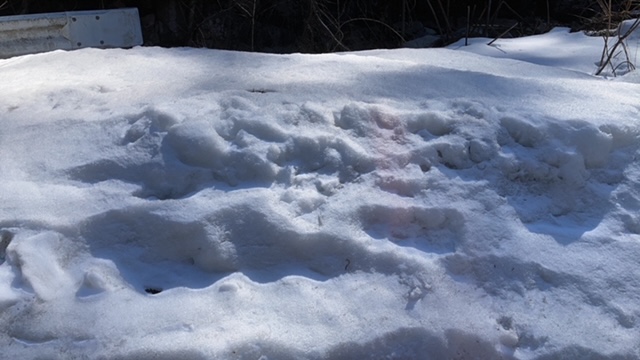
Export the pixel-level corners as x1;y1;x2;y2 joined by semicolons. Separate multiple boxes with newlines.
1;39;640;359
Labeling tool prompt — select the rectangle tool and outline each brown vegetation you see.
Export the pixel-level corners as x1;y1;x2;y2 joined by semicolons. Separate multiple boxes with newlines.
0;1;636;53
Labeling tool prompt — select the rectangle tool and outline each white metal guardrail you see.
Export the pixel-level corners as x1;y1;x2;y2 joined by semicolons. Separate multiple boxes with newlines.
0;8;143;59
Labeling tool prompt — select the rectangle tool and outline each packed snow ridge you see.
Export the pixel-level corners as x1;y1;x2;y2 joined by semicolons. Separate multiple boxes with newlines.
1;28;640;359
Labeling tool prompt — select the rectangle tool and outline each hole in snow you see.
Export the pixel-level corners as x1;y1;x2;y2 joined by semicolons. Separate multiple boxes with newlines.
144;287;163;295
0;230;14;264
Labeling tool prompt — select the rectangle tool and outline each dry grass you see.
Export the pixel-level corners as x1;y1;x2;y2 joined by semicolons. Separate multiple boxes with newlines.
594;0;640;76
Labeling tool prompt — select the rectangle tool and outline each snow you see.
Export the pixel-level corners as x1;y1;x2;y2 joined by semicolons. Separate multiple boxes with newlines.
1;27;640;359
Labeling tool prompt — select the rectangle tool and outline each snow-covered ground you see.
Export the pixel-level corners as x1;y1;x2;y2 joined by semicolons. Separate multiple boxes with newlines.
1;28;640;359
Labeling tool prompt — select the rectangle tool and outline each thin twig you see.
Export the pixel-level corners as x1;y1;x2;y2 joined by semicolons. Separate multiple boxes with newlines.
466;6;470;46
486;0;492;36
236;0;257;51
596;17;640;75
436;0;452;40
487;22;518;46
426;0;444;40
340;18;407;43
546;0;550;30
314;6;349;51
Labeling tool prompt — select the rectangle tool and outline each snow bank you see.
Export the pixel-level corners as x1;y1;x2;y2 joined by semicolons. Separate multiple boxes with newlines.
1;29;640;359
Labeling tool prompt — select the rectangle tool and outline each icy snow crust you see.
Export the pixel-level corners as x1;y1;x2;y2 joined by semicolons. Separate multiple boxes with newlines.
1;30;640;359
